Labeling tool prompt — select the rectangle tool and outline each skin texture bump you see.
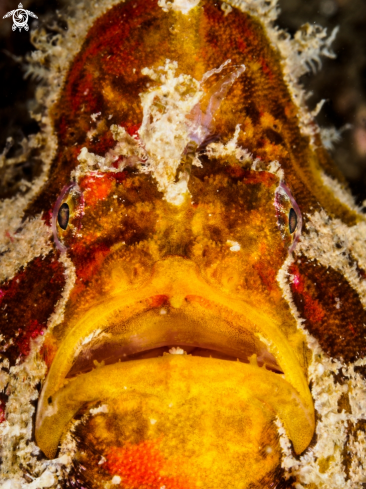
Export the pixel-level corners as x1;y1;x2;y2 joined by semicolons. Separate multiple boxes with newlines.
0;1;366;488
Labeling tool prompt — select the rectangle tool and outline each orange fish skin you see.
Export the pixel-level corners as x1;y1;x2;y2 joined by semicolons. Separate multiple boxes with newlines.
0;1;366;489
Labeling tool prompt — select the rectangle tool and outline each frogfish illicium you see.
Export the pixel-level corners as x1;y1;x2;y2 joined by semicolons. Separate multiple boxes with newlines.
0;0;366;488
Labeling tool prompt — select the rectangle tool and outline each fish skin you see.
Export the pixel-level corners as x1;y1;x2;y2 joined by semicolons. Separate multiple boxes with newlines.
0;1;366;488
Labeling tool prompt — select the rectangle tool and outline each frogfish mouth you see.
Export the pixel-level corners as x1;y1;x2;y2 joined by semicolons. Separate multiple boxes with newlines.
7;0;365;487
37;257;314;460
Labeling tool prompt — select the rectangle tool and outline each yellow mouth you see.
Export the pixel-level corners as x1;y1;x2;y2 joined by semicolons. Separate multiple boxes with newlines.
36;256;314;459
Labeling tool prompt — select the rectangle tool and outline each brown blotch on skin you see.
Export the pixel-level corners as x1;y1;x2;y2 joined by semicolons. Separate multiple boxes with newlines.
337;391;352;415
290;259;366;363
341;419;366;482
354;365;366;380
0;253;65;364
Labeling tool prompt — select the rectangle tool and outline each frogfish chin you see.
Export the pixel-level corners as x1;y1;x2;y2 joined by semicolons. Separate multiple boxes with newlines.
1;0;366;488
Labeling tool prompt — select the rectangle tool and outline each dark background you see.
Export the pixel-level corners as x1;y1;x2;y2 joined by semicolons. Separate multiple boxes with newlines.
0;0;365;203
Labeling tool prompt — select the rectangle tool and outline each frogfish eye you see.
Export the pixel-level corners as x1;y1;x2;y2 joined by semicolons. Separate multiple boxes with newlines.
275;182;302;253
52;182;80;252
289;208;297;234
57;203;69;230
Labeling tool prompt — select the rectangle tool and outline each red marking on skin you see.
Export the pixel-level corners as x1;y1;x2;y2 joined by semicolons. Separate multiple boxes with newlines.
75;244;110;283
304;296;326;323
147;295;169;309
92;130;116;156
113;171;128;183
5;231;14;243
40;337;58;370
226;168;277;188
260;58;274;80
126;124;141;137
236;38;248;53
226;166;246;179
69;71;97;116
112;158;123;169
0;259;63;305
17;319;44;357
0;269;27;303
290;265;326;323
0;257;64;361
293;274;301;288
255;241;279;291
105;441;195;489
291;267;304;293
348;323;356;335
79;173;114;207
42;209;53;227
242;170;277;188
111;161;130;175
0;402;6;424
206;5;254;45
63;0;157;127
240;20;256;42
58;118;68;141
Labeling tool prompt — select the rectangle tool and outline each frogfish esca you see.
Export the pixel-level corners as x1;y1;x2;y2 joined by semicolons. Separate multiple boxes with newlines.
0;0;366;488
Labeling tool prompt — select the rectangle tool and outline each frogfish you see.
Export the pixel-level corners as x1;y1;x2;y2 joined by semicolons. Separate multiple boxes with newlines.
0;0;366;488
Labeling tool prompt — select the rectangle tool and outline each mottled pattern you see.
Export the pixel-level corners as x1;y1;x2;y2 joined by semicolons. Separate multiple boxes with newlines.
0;1;366;488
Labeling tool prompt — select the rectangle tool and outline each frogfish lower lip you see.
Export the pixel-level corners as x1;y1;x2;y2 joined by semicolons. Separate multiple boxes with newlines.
35;257;314;459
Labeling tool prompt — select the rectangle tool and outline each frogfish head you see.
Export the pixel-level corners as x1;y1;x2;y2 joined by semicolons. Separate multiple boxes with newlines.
31;2;315;486
2;0;366;488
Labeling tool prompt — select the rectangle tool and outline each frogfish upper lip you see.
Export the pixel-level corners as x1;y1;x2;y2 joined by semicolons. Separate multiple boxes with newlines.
35;256;314;458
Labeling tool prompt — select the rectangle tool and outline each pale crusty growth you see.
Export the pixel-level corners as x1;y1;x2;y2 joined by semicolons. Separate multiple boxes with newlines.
206;124;251;163
0;215;52;283
139;60;203;205
349;429;366;484
221;2;233;16
0;0;336;207
139;60;245;204
46;253;76;333
206;124;285;180
0;359;9;395
320;124;352;152
0;0;124;284
89;404;109;416
0;134;56;282
74;124;145;181
72;60;201;205
0;336;48;485
74;61;251;205
158;0;200;14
